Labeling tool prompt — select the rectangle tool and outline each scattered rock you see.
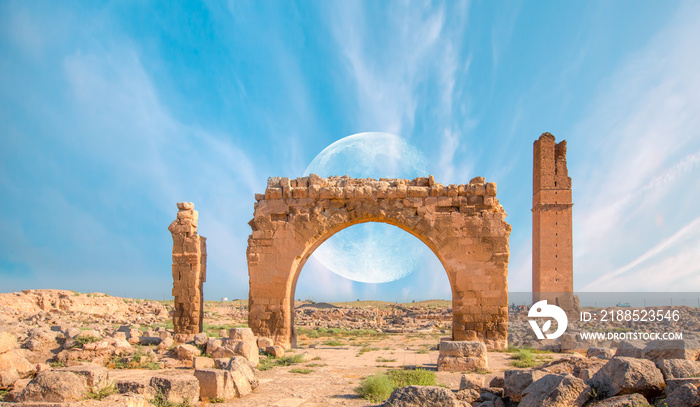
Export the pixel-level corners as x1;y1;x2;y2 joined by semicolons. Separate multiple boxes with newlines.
455;388;480;404
194;332;208;346
193;356;215;369
460;373;485;391
0;330;17;354
56;364;109;389
265;345;285;358
114;376;157;399
588;348;616;360
150;373;200;404
504;369;547;402
174;344;201;361
19;370;87;402
643;340;700;362
437;341;487;371
666;378;700;395
383;385;469;407
194;368;237;400
587;356;665;399
615;341;645;359
664;382;700;407
656;359;700;380
489;376;504;388
519;373;590;407
588;393;651;406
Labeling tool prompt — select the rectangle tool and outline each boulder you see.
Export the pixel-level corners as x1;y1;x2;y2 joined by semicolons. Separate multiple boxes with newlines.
656;359;700;380
56;364;109;389
150;373;200;404
139;336;162;346
229;368;252;397
587;356;665;399
0;349;35;378
383;385;469;407
666;378;700;395
614;341;645;358
257;337;274;348
588;348;616;360
193;356;216;369
519;373;590;407
437;341;487;372
0;368;20;388
226;356;259;389
504;369;547;402
489;376;504;388
643;340;700;362
460;374;485;391
455;388;480;404
194;368;236;400
0;330;17;354
229;328;256;343
194;332;208;346
114;377;157;399
539;354;607;381
588;393;651;406
206;338;224;355
265;345;285;358
235;340;259;366
211;345;237;359
158;337;174;351
101;392;151;407
664;383;700;407
19;370;87;402
174;344;201;361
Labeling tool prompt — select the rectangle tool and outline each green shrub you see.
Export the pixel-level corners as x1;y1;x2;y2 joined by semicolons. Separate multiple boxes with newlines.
150;391;191;407
387;368;436;387
84;383;116;401
323;340;344;347
355;373;395;403
355;368;437;402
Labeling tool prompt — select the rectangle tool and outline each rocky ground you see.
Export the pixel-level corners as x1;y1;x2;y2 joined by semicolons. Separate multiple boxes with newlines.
1;290;700;406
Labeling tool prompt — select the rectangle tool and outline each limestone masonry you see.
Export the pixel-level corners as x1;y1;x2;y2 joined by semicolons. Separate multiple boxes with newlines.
532;133;574;307
247;174;511;349
169;202;207;335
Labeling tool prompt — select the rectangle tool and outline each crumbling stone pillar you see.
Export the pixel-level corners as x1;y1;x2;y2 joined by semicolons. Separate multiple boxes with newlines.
532;133;576;312
169;202;207;334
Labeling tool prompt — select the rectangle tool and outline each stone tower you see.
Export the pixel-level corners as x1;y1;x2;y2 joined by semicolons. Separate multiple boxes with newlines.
532;133;574;307
169;202;207;335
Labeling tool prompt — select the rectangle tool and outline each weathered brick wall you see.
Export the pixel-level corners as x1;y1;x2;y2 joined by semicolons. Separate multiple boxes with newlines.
532;133;574;306
169;202;207;334
247;175;511;350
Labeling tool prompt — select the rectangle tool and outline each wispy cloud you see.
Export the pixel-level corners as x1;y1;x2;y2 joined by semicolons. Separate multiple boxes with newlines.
582;215;700;291
572;2;700;290
327;2;449;136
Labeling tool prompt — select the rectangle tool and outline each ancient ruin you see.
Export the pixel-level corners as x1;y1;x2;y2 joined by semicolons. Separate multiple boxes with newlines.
532;133;574;307
247;175;511;349
169;202;207;335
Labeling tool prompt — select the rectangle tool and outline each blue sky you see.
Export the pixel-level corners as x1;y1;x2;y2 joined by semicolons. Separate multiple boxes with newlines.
1;1;699;301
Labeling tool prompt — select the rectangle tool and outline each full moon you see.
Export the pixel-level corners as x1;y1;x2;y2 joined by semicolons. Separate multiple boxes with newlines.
304;132;430;283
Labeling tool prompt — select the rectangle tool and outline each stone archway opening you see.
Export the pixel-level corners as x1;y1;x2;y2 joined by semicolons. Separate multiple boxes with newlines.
247;174;511;350
289;219;453;342
293;221;449;303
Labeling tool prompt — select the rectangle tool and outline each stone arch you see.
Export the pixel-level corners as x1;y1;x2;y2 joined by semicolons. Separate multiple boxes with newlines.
247;174;511;349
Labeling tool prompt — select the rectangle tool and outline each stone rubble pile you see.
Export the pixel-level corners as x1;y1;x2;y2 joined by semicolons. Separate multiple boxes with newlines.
387;339;700;407
0;325;271;404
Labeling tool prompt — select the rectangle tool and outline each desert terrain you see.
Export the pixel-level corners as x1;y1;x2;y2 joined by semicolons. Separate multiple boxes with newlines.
1;290;699;406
